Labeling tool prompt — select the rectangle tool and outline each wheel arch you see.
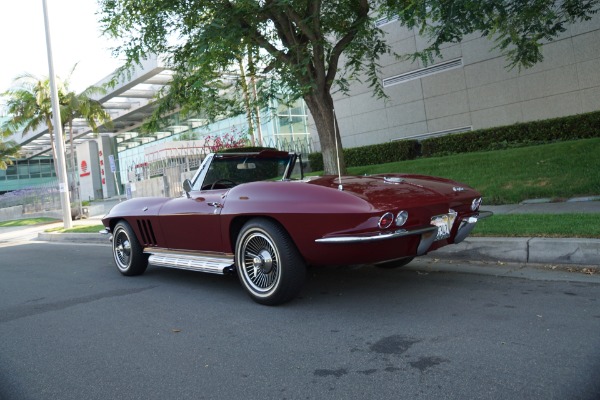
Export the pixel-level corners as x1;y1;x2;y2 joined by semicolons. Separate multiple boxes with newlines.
228;215;306;263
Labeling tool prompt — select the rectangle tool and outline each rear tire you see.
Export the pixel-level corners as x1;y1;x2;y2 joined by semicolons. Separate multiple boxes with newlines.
112;221;148;276
235;218;306;305
375;257;414;269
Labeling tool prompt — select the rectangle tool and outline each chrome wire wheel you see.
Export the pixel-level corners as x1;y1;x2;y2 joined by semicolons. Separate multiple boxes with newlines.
113;228;132;271
235;219;306;305
112;221;148;276
240;231;281;294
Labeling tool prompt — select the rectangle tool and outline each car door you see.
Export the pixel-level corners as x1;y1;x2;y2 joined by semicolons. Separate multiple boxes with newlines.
158;189;228;252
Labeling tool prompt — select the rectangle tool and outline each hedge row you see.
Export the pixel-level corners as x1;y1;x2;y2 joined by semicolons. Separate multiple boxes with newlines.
308;139;421;171
421;110;600;157
308;110;600;170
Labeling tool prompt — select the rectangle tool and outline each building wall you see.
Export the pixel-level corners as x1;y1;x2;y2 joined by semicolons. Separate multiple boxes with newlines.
310;14;600;150
76;140;103;201
98;136;119;199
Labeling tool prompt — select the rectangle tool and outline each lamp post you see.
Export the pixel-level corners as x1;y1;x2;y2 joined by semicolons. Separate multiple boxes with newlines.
42;0;72;228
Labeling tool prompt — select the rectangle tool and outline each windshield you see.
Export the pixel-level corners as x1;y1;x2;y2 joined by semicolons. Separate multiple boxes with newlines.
191;152;297;190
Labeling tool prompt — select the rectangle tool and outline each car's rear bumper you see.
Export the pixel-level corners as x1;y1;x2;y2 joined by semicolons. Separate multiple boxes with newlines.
314;210;494;257
316;225;438;256
314;225;437;244
454;210;493;244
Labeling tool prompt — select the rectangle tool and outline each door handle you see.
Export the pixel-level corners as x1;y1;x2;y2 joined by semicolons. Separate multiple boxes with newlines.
207;202;223;208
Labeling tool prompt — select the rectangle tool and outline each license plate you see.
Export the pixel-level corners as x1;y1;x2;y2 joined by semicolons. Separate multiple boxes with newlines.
431;212;457;241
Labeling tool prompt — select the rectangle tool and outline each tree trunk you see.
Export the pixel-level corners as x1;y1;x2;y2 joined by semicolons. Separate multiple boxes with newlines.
236;56;256;146
247;52;263;146
303;90;346;175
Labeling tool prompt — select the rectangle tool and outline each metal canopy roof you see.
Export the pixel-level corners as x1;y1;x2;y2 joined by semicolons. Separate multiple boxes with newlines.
7;56;173;159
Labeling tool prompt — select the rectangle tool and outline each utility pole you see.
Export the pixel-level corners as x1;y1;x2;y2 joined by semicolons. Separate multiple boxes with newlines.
42;0;72;228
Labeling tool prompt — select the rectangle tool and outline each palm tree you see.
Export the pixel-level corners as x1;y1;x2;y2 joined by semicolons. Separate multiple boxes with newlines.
60;64;112;171
60;77;112;212
1;73;63;175
0;140;20;170
1;68;112;197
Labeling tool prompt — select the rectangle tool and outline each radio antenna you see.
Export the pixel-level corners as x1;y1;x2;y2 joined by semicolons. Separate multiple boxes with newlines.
333;109;343;191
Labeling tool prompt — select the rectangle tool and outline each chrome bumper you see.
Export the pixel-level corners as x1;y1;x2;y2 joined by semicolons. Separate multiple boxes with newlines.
315;225;438;244
454;210;494;244
315;210;493;254
315;225;439;256
99;228;113;242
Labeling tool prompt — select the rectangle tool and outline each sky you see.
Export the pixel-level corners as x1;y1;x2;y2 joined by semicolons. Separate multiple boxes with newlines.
0;0;123;100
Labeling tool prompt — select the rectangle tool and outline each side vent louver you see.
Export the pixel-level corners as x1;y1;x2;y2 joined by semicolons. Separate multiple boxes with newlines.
383;58;463;88
137;219;157;246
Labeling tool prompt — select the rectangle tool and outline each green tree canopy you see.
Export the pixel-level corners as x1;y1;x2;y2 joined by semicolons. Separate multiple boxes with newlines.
99;0;599;174
0;140;20;170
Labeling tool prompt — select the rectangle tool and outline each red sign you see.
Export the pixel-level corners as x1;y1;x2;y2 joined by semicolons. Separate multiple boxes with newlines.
80;160;90;177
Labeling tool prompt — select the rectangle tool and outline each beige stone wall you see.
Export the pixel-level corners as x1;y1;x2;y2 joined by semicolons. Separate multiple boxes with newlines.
310;14;600;150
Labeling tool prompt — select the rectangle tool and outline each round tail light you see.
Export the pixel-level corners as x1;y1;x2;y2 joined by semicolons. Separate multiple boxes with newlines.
378;212;394;229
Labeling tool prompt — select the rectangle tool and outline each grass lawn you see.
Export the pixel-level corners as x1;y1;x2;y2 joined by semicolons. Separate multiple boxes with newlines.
347;138;600;205
45;225;105;233
0;218;59;227
473;213;600;238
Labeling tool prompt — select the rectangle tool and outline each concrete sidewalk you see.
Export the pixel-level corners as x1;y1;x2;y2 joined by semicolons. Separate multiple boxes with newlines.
484;196;600;214
433;198;600;266
2;197;599;268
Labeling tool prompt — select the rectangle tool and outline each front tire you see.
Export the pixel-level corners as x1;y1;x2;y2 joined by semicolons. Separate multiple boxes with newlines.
112;221;148;276
235;219;306;305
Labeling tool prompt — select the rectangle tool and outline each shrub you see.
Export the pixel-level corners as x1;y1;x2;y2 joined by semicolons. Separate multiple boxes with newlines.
308;140;420;172
307;110;600;171
344;140;420;167
307;152;324;172
421;110;600;156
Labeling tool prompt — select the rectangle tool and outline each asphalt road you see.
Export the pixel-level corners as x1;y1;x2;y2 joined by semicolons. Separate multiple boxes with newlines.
1;241;599;400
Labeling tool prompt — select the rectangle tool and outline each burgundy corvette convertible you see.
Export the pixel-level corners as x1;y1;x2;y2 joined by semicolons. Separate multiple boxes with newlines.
101;149;491;305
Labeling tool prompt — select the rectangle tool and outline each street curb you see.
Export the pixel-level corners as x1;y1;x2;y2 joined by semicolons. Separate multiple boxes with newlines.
37;232;110;244
431;237;600;267
37;232;600;268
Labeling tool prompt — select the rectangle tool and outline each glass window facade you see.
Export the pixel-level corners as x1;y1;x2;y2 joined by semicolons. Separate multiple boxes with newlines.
115;98;312;185
0;157;57;193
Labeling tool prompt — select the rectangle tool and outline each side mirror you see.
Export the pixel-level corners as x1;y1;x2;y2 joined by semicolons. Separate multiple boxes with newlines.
182;179;193;198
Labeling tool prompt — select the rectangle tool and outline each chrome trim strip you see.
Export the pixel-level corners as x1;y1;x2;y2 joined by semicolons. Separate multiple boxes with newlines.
315;226;438;244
